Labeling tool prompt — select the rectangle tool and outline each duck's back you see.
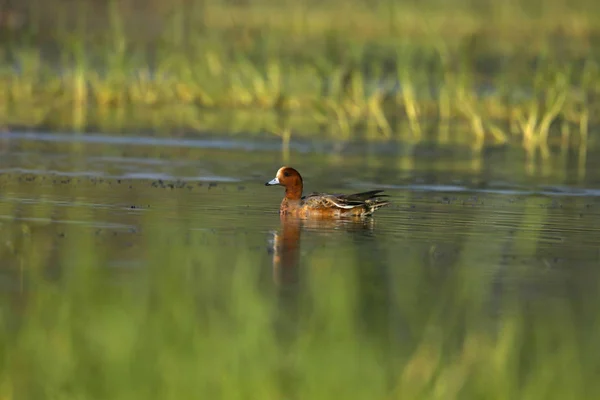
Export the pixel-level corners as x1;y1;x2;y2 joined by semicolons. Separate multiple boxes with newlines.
301;190;389;216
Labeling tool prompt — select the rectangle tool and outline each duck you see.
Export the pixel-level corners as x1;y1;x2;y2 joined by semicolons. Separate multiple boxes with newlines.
265;166;390;217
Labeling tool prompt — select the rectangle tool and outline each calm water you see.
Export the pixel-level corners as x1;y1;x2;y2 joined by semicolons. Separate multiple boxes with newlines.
0;130;598;309
1;130;599;397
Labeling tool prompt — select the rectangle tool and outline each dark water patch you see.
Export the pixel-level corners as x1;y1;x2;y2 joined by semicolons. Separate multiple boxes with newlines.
355;182;600;198
0;130;314;153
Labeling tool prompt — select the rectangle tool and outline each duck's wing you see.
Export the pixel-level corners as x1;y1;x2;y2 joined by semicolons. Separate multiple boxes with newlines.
302;190;390;211
301;193;345;209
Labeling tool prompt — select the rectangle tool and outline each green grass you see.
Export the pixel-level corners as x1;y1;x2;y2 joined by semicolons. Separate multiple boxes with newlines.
1;0;600;153
0;201;597;399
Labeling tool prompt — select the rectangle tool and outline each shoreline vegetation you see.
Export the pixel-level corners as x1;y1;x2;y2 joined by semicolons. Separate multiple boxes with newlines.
1;0;599;154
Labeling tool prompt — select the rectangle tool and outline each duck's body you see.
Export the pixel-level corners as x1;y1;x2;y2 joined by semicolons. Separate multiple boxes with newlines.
265;167;390;218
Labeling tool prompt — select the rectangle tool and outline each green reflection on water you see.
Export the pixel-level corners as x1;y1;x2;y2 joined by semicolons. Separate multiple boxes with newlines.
0;163;596;398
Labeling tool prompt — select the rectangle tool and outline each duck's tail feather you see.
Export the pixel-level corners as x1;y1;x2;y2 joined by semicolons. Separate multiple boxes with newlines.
359;190;391;215
363;199;391;215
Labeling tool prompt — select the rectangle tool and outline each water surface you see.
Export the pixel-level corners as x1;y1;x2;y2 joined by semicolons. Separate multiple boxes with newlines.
1;130;599;396
0;130;598;305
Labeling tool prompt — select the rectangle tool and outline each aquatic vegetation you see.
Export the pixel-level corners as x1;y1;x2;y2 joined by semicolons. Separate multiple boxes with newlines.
1;0;600;156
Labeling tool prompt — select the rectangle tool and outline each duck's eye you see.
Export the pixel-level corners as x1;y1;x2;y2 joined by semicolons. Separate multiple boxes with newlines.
283;171;290;177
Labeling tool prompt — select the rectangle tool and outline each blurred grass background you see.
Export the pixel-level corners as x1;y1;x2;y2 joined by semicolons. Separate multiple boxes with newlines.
1;0;599;152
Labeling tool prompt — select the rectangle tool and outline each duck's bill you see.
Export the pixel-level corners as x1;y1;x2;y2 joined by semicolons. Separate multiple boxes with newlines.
265;177;280;186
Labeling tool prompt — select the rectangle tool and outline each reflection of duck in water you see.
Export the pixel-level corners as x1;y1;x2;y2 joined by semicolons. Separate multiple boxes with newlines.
270;216;302;285
269;214;378;285
265;167;390;218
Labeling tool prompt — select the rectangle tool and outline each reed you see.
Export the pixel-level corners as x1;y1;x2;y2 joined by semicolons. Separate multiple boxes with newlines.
1;0;599;152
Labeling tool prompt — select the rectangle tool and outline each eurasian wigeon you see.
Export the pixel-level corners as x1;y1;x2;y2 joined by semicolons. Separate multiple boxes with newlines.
265;166;390;217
